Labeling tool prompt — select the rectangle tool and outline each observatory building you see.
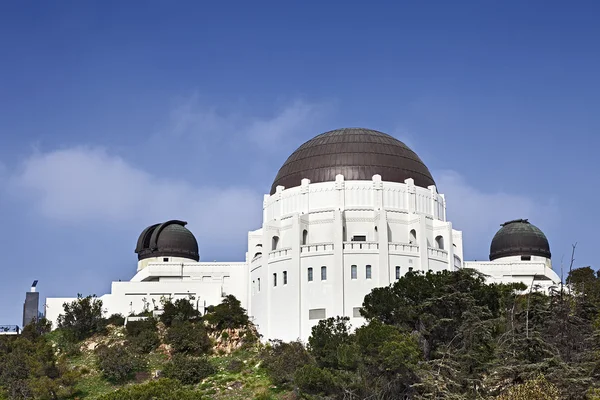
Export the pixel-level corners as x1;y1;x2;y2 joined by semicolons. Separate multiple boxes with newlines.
45;128;560;341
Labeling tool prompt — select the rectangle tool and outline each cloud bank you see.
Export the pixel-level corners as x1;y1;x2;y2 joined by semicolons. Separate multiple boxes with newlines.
9;147;263;258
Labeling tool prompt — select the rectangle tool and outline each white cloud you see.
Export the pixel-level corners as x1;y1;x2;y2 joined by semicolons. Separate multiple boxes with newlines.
9;147;263;256
165;94;332;152
436;170;559;260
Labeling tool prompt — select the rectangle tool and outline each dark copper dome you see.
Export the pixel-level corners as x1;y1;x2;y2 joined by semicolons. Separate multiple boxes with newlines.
270;128;435;194
135;220;199;261
489;219;551;261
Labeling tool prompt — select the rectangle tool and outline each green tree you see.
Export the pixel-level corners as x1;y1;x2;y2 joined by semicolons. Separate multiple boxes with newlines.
308;317;354;369
56;294;105;341
204;295;249;330
159;297;201;327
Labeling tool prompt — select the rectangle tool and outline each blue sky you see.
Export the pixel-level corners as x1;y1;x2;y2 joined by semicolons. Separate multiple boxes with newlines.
1;1;598;325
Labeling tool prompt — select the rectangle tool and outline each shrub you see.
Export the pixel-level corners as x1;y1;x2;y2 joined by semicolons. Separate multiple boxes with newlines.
129;328;160;354
308;316;353;369
126;319;156;336
204;295;249;330
57;294;105;341
126;319;160;353
260;340;314;385
160;298;201;327
97;378;204;400
166;322;211;355
162;354;216;384
95;344;141;383
294;364;337;395
106;313;125;327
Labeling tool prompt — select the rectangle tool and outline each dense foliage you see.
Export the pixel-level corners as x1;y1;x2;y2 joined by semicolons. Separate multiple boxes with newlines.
6;268;600;399
0;319;79;399
204;295;250;330
166;321;211;355
95;343;141;383
56;294;105;341
261;268;600;399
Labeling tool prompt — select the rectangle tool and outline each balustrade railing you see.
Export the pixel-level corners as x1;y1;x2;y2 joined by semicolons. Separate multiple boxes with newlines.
300;243;334;254
269;247;292;259
343;241;379;251
388;242;420;253
428;247;449;259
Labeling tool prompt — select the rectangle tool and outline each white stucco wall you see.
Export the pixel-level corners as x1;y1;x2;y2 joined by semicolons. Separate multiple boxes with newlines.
250;175;463;342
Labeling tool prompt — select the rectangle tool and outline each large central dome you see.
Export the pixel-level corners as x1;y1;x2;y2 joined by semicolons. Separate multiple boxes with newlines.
270;128;435;194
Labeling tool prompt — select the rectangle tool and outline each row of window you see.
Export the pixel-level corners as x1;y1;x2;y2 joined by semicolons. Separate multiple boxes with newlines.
253;265;412;294
271;231;447;250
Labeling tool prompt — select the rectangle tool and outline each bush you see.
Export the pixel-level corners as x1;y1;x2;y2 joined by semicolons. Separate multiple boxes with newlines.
308;316;353;369
96;344;141;383
166;322;211;355
204;295;249;330
126;319;156;336
260;340;314;385
126;319;160;353
162;354;216;384
97;378;204;400
106;313;125;327
160;298;201;327
294;364;337;395
129;329;160;354
57;294;105;341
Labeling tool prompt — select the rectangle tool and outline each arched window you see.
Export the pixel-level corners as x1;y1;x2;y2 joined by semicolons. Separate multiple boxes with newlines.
435;235;444;250
374;226;379;242
410;229;417;244
271;236;279;251
321;266;327;281
308;267;313;282
395;266;401;280
302;229;308;245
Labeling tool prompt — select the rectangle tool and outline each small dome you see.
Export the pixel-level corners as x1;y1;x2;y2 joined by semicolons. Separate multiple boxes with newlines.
270;128;435;194
135;220;199;261
489;219;551;261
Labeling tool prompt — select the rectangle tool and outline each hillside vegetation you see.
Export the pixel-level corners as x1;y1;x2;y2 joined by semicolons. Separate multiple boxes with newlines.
2;267;600;399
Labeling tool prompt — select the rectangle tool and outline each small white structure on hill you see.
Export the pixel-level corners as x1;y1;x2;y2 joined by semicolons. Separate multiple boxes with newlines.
44;128;561;341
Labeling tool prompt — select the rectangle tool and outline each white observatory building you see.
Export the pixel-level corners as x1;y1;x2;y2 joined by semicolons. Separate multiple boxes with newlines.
45;128;560;341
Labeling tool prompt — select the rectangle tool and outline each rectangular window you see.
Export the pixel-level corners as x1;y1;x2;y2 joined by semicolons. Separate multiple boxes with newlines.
353;307;363;318
163;257;169;262
273;273;277;287
352;235;367;242
308;267;313;282
351;265;357;280
309;308;326;320
258;278;261;292
366;265;372;279
521;255;531;261
408;267;413;272
283;271;288;285
395;266;401;280
321;266;327;281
